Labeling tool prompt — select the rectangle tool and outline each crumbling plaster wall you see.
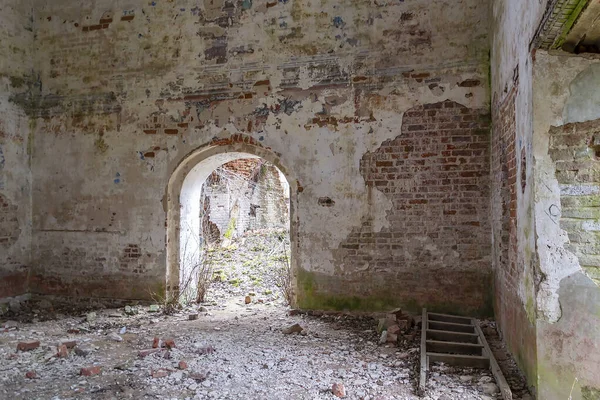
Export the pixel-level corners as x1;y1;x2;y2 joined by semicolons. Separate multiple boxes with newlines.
0;0;34;301
23;0;492;312
532;50;600;400
490;0;548;384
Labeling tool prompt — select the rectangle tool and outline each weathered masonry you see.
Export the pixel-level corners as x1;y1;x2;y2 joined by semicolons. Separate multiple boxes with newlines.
0;0;599;398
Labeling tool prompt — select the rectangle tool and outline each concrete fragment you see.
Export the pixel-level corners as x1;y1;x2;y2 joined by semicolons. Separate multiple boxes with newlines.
108;333;123;342
282;323;303;334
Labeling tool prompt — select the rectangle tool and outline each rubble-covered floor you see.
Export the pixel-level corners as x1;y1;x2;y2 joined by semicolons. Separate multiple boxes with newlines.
0;297;533;400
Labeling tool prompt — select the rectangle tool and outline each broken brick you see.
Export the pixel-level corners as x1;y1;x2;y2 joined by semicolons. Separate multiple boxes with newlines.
57;344;68;358
152;337;160;348
151;369;169;378
17;341;40;352
332;382;346;398
80;366;101;376
59;339;77;349
178;360;188;370
25;370;37;379
162;338;175;349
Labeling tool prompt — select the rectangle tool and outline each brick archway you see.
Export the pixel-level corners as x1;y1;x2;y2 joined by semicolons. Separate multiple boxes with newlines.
165;139;298;304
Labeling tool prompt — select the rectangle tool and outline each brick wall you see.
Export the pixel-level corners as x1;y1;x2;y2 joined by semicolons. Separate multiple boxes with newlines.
202;159;289;243
549;120;600;285
332;100;492;316
491;85;537;379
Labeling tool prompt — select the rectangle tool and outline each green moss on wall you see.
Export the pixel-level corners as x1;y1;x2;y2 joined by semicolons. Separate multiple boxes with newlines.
295;268;494;317
553;0;590;49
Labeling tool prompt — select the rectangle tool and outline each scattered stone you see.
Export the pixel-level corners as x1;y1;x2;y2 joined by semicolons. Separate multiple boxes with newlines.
196;345;215;355
386;332;398;343
86;312;97;323
178;360;188;370
148;304;160;313
80;366;101;376
67;328;81;334
332;382;346;398
109;313;122;318
288;309;301;316
4;320;18;329
37;299;53;310
282;323;303;334
198;306;208;312
387;324;401;335
245;295;252;304
9;300;21;313
119;326;127;335
17;340;40;352
108;332;123;342
481;382;499;394
124;305;138;315
190;372;209;382
75;346;92;357
379;331;388;345
189;313;199;321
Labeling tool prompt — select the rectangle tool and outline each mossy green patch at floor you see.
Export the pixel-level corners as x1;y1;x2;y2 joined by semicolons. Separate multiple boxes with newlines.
296;268;494;317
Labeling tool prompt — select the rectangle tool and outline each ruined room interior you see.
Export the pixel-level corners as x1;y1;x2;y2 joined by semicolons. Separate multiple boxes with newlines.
0;0;599;399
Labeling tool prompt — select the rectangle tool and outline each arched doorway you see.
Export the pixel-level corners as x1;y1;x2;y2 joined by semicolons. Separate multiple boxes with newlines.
165;143;298;306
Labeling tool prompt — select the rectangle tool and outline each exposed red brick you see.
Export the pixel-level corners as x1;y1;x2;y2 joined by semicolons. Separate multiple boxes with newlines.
336;100;491;315
59;340;77;349
17;341;40;352
151;369;169;378
25;371;37;379
80;366;101;376
57;344;68;358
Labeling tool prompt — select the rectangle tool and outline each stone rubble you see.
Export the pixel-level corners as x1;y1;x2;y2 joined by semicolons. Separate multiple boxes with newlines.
0;297;533;400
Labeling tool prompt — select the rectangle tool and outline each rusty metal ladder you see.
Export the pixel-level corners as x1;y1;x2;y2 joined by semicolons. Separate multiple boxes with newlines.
419;308;512;400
